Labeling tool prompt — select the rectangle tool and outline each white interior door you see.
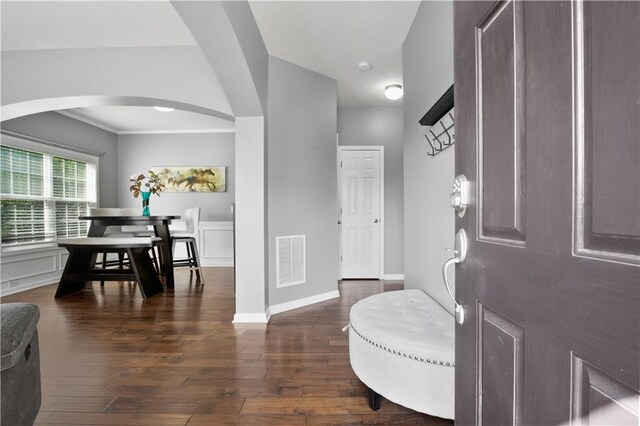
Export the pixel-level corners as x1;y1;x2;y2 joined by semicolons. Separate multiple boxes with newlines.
339;148;382;279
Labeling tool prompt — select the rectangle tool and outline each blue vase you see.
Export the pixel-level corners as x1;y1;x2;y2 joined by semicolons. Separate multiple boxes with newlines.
141;191;151;216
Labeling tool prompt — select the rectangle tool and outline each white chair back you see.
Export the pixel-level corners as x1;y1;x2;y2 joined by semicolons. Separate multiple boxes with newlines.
183;207;201;238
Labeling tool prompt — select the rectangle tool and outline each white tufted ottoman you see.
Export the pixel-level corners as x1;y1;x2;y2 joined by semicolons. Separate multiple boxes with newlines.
348;289;455;419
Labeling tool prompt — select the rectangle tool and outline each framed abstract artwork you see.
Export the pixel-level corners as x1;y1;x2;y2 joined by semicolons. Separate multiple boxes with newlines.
150;166;226;193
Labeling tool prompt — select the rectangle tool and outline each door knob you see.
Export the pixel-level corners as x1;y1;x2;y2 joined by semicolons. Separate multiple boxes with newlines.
337;220;341;225
374;219;379;223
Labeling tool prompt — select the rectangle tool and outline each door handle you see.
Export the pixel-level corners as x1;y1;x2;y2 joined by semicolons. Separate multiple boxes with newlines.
442;229;467;325
337;220;341;225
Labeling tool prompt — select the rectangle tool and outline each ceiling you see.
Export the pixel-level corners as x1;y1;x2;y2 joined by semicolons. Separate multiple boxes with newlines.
2;1;230;133
2;0;418;130
58;106;234;134
249;1;420;107
0;1;197;51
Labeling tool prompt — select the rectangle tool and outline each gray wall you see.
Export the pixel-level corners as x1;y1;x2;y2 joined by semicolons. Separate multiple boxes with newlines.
220;1;269;115
117;133;235;221
337;106;404;275
173;1;270;318
1;111;118;207
403;1;456;314
267;56;338;306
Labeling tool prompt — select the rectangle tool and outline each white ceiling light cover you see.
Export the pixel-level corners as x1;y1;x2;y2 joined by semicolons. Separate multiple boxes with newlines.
384;84;404;101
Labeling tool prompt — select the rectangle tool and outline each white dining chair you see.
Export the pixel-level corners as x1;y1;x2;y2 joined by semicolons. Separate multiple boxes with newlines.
171;207;203;283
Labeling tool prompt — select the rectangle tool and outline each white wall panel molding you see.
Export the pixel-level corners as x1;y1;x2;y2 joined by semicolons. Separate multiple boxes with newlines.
172;221;234;267
2;251;58;281
59;251;69;269
1;246;65;296
199;221;234;267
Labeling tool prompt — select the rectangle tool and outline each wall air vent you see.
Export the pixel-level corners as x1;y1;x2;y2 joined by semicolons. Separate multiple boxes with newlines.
276;235;306;288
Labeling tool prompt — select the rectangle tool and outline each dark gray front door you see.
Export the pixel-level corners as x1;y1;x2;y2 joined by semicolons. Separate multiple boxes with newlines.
454;1;639;424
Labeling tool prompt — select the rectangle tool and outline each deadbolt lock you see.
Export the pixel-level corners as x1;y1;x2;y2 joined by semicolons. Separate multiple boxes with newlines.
450;175;470;217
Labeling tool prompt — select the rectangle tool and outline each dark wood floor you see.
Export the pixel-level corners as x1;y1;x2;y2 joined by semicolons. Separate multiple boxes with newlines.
2;268;453;425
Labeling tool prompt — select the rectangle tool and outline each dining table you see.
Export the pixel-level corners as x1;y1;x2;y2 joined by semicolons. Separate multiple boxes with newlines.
79;215;180;289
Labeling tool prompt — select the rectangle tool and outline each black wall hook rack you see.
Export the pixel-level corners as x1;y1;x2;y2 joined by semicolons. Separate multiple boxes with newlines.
420;85;453;126
423;112;455;156
420;85;455;157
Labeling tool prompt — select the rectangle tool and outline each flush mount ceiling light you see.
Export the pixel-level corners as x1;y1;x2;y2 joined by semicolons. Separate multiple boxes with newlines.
357;61;372;71
384;84;403;100
153;106;175;112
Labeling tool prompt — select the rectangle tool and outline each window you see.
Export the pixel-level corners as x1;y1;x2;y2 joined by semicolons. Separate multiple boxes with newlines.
1;137;97;247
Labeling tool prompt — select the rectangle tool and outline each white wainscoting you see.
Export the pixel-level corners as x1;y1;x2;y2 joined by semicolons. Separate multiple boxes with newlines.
172;221;234;267
0;221;234;296
0;245;68;296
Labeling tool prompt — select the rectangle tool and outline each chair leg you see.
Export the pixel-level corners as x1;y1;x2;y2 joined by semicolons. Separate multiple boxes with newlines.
155;246;164;276
150;247;159;274
186;241;193;275
169;237;204;284
189;238;203;283
100;252;107;287
156;249;161;273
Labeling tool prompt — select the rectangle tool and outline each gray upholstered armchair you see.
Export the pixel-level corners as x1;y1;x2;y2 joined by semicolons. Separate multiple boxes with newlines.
1;303;42;426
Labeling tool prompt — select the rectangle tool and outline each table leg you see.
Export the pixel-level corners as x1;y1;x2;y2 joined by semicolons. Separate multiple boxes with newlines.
128;248;165;299
155;223;175;289
86;221;106;276
55;248;93;298
87;222;106;237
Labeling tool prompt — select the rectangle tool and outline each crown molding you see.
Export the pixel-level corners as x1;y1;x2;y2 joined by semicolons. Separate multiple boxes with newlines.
118;128;235;135
56;110;119;133
56;111;235;135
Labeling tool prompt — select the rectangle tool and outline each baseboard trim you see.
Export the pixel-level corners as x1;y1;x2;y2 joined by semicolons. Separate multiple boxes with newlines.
0;275;59;297
269;289;341;316
232;312;270;324
382;274;404;280
200;257;234;267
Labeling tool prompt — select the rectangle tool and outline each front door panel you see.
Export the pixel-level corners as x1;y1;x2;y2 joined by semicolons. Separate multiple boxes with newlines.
478;304;524;425
454;1;639;424
574;1;640;262
476;0;526;245
571;354;640;425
